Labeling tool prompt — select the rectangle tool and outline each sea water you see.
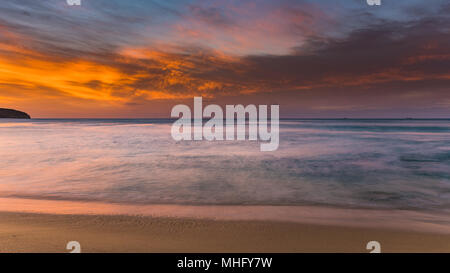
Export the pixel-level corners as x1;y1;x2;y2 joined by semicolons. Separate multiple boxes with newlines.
0;119;449;211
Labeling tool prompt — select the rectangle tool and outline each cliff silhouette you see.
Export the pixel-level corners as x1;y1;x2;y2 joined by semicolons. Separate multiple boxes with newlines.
0;108;31;119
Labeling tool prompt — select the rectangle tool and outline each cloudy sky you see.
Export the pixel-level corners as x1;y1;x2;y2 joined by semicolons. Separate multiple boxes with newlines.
0;0;448;118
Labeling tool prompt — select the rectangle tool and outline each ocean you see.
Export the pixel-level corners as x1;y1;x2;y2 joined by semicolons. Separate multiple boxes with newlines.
0;119;449;212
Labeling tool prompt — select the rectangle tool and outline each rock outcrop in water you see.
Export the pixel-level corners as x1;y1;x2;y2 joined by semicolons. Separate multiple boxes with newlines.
0;108;31;119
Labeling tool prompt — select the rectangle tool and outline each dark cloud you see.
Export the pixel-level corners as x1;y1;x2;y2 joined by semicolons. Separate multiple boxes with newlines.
191;15;450;92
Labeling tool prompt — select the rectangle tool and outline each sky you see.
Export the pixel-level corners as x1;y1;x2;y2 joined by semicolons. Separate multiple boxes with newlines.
0;0;448;118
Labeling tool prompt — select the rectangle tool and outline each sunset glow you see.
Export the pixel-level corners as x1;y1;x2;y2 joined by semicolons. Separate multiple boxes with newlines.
0;0;448;118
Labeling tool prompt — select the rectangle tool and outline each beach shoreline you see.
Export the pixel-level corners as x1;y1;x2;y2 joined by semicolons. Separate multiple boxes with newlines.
0;197;449;233
1;211;449;253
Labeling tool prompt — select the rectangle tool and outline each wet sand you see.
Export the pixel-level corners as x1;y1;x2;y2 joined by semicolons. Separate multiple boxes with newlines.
0;212;449;253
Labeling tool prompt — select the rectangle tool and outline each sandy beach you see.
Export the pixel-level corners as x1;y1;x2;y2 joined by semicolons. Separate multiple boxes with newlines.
0;211;449;253
0;198;449;253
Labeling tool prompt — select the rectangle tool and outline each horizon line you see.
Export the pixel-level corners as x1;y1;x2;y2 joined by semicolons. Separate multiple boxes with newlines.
12;117;450;120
